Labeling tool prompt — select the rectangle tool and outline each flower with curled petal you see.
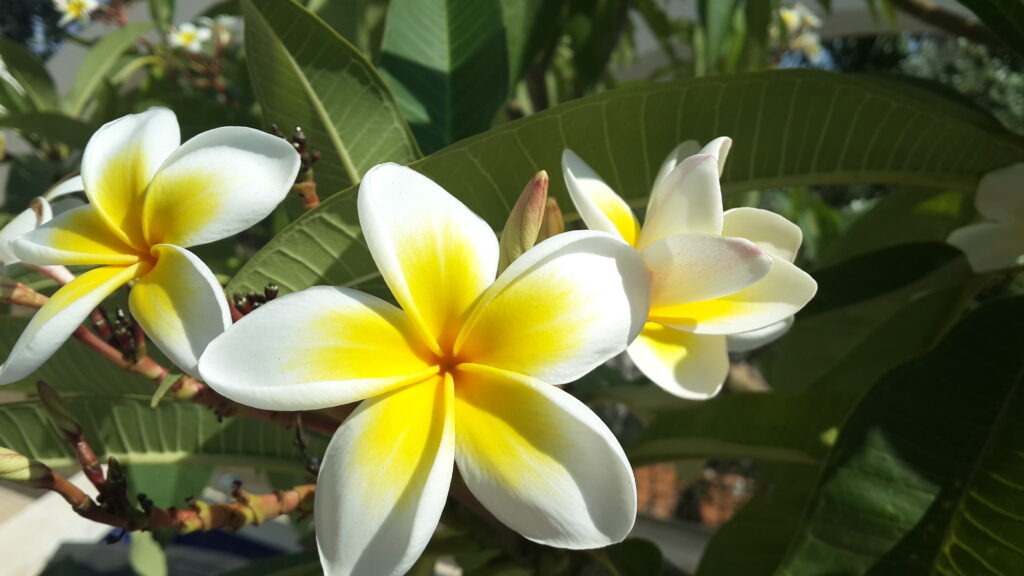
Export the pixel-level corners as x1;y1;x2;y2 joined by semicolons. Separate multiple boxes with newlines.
0;177;83;270
199;163;649;576
0;107;300;384
562;138;817;399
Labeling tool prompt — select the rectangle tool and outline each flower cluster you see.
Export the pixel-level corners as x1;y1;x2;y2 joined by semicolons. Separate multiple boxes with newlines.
0;110;817;575
775;2;826;64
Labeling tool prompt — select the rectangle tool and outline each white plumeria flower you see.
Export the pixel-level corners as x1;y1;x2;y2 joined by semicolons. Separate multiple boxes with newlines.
947;163;1024;272
54;0;99;27
199;164;648;576
0;107;300;384
168;23;212;53
0;177;84;268
562;138;817;399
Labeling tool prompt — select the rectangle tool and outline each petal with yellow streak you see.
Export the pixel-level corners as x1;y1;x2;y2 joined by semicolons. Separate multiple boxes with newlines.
561;150;640;246
12;205;140;266
316;375;454;576
626;323;728;399
452;364;635;548
198;286;437;411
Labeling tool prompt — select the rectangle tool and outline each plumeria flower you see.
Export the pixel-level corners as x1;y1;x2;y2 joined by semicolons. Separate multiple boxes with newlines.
199;164;649;576
168;23;212;54
562;138;817;399
0;177;83;270
0;107;300;385
54;0;99;27
947;163;1024;272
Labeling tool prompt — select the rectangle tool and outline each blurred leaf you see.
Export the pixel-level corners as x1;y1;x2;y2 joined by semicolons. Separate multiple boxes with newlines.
955;0;1024;56
126;464;213;507
242;0;420;196
740;0;773;69
602;538;664;575
2;154;59;211
148;0;175;36
228;70;1024;297
217;552;321;575
0;35;58;111
380;0;509;153
65;22;153;117
697;0;741;74
774;296;1024;575
501;0;567;86
565;0;627;93
307;0;390;60
129;531;167;576
0;112;96;149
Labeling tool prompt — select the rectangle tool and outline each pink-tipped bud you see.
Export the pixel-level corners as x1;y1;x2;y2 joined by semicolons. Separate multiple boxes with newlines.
537;197;564;243
498;171;550;273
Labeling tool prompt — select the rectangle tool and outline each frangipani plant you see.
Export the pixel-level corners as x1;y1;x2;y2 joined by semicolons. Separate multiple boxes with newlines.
199;163;649;575
947;163;1024;273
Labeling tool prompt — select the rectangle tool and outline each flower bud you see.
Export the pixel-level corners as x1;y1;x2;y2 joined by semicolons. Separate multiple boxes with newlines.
37;381;82;439
536;197;564;243
498;171;549;272
0;447;52;486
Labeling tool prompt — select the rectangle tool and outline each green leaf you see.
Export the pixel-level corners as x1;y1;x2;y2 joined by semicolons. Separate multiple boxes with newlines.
954;0;1024;57
217;552;321;576
149;373;180;408
228;69;1024;297
565;0;627;93
65;22;153;117
242;0;420;196
379;0;509;153
697;0;741;74
307;0;389;61
0;35;58;111
126;464;213;507
774;296;1024;575
0;112;96;149
501;0;567;87
602;538;665;576
129;531;167;576
147;0;175;36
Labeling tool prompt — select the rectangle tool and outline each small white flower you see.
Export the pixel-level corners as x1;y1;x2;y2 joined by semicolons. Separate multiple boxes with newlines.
947;164;1024;273
167;23;212;53
53;0;99;28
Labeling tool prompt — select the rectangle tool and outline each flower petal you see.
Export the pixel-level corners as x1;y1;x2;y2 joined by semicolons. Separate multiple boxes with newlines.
81;108;180;248
698;136;733;176
0;264;140;385
727;317;794;353
642;233;772;308
456;231;649;385
316;375;454;576
0;200;50;265
723;207;803;262
626;323;728;400
638;154;723;250
199;286;436;411
129;245;230;378
12;205;140;266
947;221;1024;273
141;127;300;248
452;364;635;548
358;163;498;352
650;258;817;335
976;163;1024;222
562;150;641;246
651;140;700;204
44;175;84;202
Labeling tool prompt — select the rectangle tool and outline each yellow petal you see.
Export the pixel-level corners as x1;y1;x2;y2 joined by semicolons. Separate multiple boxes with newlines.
453;364;635;548
626;323;728;399
316;375;454;576
561;150;641;246
12;205;140;266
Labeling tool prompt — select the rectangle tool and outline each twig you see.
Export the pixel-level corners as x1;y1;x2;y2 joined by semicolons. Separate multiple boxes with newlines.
889;0;1007;51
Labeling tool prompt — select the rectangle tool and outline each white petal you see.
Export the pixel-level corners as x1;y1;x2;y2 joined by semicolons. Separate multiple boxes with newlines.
128;245;230;378
976;163;1024;222
12;205;139;266
358;163;498;351
627;323;729;400
0;264;139;385
698;136;732;176
638;154;724;250
453;364;635;548
141;127;300;248
651;141;700;203
723;207;803;262
727;317;794;353
316;376;454;576
199;286;436;411
81;108;180;248
43;175;84;202
947;222;1024;273
650;258;817;335
642;233;772;308
456;231;650;385
0;200;50;265
562;150;641;245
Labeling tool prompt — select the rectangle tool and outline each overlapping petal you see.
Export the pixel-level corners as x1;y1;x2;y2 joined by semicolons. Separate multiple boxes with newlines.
12;205;140;266
129;245;230;378
316;376;454;576
452;364;635;548
0;264;140;385
649;258;817;335
651;140;700;203
626;323;728;399
142;127;301;248
638;154;724;249
358;163;498;352
43;175;84;202
947;221;1024;272
723;207;803;262
727;317;794;353
975;163;1024;222
642;233;771;308
198;286;436;411
81;108;180;248
0;199;50;265
456;231;649;385
562;150;641;245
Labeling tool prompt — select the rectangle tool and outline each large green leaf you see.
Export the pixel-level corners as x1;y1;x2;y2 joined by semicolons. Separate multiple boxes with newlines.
0;112;97;149
955;0;1024;57
0;35;58;111
228;70;1024;297
65;22;153;117
307;0;389;60
379;0;509;153
773;296;1024;575
242;0;420;196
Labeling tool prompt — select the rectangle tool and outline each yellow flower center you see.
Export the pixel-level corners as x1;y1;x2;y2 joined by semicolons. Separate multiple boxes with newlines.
179;31;196;45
